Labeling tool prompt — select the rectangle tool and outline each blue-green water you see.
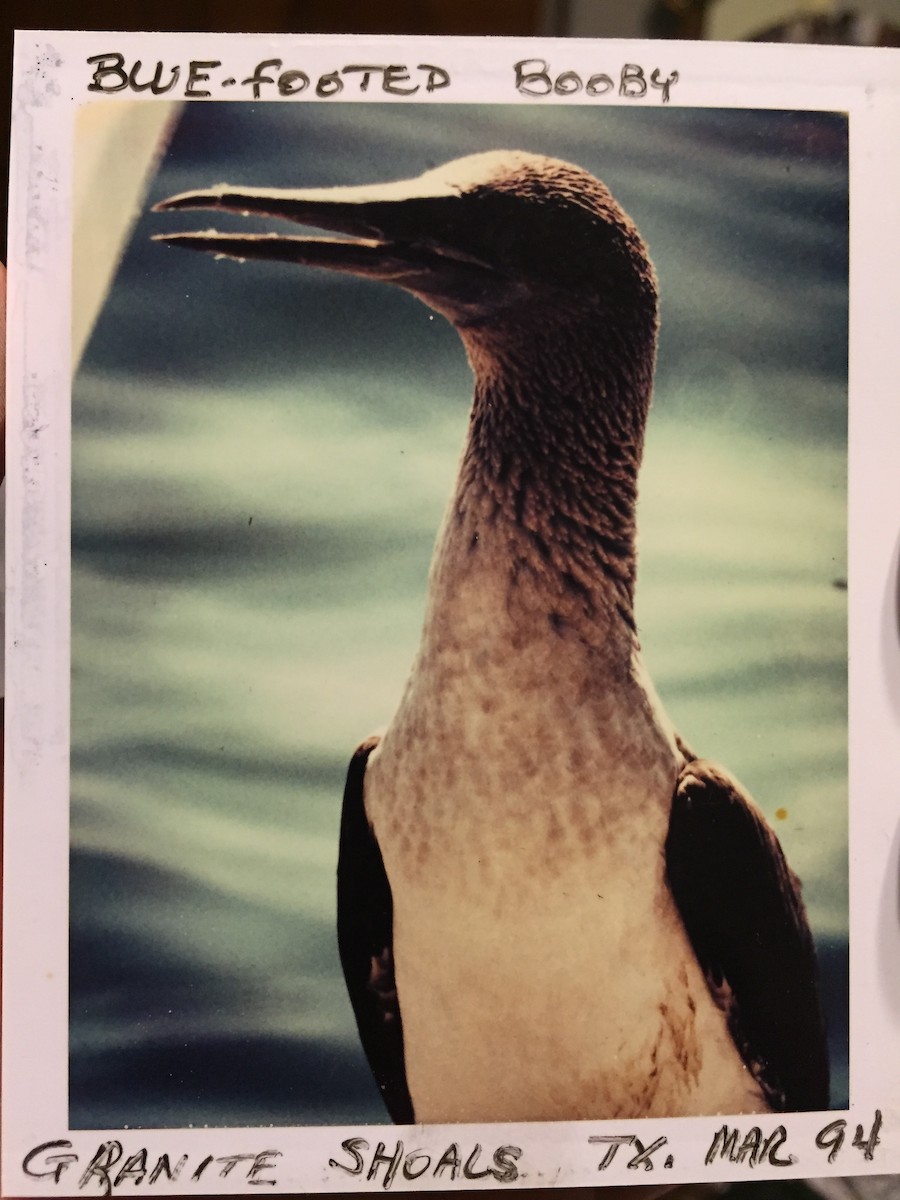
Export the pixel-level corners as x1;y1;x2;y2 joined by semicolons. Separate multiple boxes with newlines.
70;103;848;1126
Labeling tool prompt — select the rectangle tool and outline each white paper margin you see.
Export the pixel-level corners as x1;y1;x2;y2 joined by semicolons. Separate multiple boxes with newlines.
4;30;900;1196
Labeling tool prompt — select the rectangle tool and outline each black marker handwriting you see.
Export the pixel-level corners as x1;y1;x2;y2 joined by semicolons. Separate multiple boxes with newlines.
22;1141;280;1193
328;1138;521;1189
85;54;450;98
514;58;679;103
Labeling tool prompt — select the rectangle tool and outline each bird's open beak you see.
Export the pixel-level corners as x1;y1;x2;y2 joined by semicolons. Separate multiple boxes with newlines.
152;175;496;290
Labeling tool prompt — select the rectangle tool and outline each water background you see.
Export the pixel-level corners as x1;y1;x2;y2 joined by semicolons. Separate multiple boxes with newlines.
71;102;849;1126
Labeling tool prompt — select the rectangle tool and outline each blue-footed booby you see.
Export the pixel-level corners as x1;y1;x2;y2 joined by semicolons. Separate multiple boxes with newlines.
155;150;829;1124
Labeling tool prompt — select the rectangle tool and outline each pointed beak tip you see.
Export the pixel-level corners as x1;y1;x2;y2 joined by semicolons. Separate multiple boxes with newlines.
153;190;222;214
150;231;230;258
152;231;194;246
151;233;199;252
152;194;192;213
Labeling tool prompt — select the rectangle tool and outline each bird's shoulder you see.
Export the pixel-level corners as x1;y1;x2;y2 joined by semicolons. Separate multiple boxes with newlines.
665;748;830;1111
338;734;415;1124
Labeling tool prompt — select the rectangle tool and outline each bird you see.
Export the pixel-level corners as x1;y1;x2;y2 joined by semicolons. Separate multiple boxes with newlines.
155;149;830;1125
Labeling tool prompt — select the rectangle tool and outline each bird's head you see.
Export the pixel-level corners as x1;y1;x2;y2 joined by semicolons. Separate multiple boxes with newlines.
154;150;658;346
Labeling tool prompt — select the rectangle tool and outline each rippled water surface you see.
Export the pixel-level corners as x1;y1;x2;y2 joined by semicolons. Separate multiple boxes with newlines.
70;103;849;1126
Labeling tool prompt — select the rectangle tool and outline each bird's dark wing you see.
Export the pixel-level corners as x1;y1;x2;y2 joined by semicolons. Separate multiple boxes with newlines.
665;756;830;1112
337;736;414;1124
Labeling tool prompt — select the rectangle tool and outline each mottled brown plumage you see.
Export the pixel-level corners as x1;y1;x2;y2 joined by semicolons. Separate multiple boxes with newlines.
157;150;829;1123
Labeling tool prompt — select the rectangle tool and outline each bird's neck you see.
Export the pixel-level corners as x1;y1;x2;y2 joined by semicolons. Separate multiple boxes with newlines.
435;315;655;647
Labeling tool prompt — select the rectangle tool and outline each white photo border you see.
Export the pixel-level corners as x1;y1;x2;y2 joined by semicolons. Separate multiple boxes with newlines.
4;29;900;1195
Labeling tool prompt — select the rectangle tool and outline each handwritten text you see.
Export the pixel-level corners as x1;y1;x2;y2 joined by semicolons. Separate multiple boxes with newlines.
514;58;679;103
328;1138;521;1189
86;54;451;99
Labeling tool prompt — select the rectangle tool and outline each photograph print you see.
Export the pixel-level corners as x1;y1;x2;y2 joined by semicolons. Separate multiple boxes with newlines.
70;98;849;1130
